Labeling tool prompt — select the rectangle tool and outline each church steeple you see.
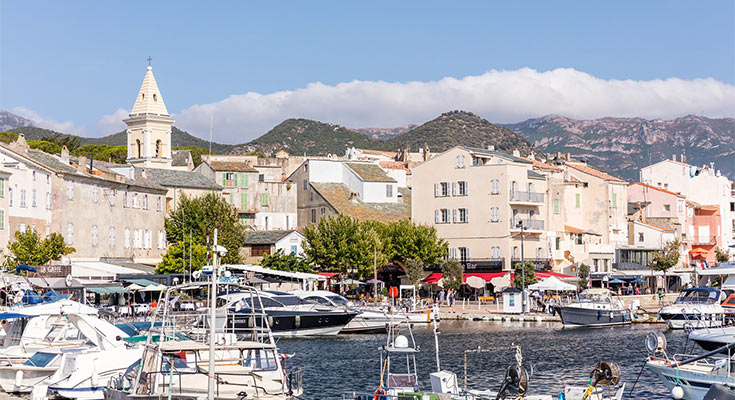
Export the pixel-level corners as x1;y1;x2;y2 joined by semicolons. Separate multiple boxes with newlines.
124;62;174;169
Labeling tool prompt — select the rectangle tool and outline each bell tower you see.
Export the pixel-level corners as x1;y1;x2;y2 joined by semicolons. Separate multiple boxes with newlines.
124;60;174;168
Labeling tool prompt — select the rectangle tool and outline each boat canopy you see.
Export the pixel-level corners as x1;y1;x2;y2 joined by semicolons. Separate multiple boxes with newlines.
0;312;35;320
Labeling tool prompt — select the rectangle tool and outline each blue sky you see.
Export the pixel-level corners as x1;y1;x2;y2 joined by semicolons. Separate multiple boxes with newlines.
1;1;733;142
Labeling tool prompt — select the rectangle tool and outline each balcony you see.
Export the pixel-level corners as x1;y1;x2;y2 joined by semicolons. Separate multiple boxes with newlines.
460;258;505;271
509;218;544;232
509;191;544;204
511;258;551;270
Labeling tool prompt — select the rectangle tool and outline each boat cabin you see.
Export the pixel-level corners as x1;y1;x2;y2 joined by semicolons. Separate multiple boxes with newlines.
673;288;725;305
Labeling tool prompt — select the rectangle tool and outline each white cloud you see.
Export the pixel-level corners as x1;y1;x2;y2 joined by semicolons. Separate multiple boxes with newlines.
96;108;129;136
11;106;85;136
173;67;735;144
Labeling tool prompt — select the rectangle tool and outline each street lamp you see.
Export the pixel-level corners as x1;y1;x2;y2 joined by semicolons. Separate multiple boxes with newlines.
516;220;526;314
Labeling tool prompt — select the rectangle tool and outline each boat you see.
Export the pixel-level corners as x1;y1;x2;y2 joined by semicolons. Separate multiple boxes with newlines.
689;326;735;352
215;290;358;337
645;331;735;400
291;290;397;333
658;287;728;329
556;288;631;327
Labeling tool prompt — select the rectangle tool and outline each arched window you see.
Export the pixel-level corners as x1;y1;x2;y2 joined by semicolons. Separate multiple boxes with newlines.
136;139;142;158
155;140;161;157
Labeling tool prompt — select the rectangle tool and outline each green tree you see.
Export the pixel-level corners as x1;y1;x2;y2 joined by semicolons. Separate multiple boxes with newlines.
155;240;208;274
513;261;538;288
403;258;426;287
382;220;448;268
260;249;312;272
715;248;731;263
0;132;18;144
71;144;128;164
577;263;590;290
440;259;464;291
6;230;75;268
650;239;682;292
41;133;81;151
28;140;62;154
164;192;247;265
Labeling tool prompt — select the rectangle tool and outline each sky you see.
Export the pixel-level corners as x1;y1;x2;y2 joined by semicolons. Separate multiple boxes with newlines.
1;1;733;144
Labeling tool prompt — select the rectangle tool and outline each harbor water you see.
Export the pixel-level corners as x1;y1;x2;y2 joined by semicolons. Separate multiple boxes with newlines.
278;320;689;399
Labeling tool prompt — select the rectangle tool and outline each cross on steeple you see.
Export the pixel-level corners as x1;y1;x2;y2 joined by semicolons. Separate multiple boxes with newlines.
147;56;152;66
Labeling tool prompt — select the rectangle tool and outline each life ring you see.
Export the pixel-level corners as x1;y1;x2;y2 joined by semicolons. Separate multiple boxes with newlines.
373;387;386;400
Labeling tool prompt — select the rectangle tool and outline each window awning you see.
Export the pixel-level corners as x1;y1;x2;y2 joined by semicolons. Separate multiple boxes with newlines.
87;286;129;294
536;271;577;281
422;272;443;284
316;272;341;278
463;272;507;283
124;278;160;287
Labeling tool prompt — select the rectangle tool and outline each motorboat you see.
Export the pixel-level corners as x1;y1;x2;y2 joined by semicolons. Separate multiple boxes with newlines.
658;287;728;329
291;290;396;333
689;326;735;352
0;349;66;392
645;331;735;400
215;290;358;337
556;288;631;327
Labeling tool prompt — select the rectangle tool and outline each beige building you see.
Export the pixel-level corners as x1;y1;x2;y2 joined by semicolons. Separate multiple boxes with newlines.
0;169;11;256
412;146;548;271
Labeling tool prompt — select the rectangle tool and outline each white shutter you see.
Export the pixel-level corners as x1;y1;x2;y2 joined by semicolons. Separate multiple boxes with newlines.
452;182;457;196
453;209;457;223
435;209;439;224
464;181;468;195
466;208;469;223
434;183;439;197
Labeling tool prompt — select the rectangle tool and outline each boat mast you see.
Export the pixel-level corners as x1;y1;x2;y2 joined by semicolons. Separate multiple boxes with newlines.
432;304;441;372
207;228;219;400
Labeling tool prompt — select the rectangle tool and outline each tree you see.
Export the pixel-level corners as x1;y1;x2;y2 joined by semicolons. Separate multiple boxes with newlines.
155;240;208;274
440;259;464;291
403;259;426;287
382;220;448;268
6;230;74;268
72;144;127;164
513;261;538;288
164;192;247;265
650;239;682;292
715;248;731;263
41;133;81;151
260;249;312;273
577;263;591;290
28;140;62;154
303;215;383;277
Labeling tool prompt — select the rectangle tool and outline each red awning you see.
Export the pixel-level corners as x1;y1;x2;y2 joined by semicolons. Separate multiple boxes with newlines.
462;272;508;283
316;272;341;278
422;272;443;284
536;271;576;280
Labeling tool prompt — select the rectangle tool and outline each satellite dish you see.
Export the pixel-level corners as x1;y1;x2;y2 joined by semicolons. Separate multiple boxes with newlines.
65;274;73;288
466;276;485;289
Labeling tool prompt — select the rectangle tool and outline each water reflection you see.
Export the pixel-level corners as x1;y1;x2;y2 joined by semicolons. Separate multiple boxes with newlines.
277;320;687;399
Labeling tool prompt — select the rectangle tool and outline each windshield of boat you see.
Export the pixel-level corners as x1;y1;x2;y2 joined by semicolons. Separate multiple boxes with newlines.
578;293;611;304
242;349;278;371
303;296;333;306
327;295;349;306
674;289;720;305
161;354;196;373
24;352;57;367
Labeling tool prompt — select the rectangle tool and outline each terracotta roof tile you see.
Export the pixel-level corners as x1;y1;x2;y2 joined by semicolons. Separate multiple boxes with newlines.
566;162;624;182
356;148;398;157
628;182;685;198
523;157;562;172
311;183;410;223
378;161;411;172
205;160;258;173
345;163;396;182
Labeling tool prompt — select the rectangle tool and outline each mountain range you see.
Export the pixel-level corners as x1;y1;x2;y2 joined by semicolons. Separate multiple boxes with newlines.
1;109;732;182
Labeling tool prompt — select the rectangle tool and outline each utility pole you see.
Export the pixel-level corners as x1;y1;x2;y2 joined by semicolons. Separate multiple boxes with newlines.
517;220;526;314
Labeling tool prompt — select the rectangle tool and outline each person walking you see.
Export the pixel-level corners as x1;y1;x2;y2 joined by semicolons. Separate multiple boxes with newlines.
448;289;455;312
439;288;445;306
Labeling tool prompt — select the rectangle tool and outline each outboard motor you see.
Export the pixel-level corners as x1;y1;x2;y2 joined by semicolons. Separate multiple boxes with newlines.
495;363;528;400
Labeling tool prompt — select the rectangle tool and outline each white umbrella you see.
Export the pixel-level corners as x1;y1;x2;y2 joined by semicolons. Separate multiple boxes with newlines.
139;284;167;292
466;276;485;289
126;283;144;291
528;276;576;291
490;275;511;292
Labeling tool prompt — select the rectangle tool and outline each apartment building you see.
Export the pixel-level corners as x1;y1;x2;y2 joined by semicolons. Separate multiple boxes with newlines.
640;157;735;248
413;146;548;271
287;159;409;229
195;160;297;230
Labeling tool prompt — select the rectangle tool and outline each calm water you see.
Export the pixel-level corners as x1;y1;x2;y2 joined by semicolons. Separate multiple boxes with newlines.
278;321;691;399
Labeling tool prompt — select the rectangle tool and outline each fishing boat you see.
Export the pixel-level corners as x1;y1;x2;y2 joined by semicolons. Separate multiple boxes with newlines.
556;288;631;327
645;331;735;400
658;287;727;329
292;290;397;333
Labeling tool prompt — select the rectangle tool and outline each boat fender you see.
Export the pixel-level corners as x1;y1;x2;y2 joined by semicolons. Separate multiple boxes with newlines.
671;385;684;399
597;310;602;320
14;370;23;388
294;315;301;328
267;316;274;327
558;393;565;400
373;386;386;400
91;364;99;388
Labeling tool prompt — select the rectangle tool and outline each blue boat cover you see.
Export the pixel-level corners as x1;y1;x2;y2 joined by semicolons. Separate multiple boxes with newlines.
22;290;43;304
16;264;37;273
0;312;35;320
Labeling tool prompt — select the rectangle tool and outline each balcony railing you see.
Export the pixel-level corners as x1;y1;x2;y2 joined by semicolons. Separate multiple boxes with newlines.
460;258;505;271
511;258;551;270
510;218;544;231
509;191;544;203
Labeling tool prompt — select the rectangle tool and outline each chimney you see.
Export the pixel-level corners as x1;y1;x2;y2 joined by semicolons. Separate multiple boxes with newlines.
566;152;571;161
61;146;70;163
77;156;87;173
512;148;520;157
10;133;29;153
487;145;495;151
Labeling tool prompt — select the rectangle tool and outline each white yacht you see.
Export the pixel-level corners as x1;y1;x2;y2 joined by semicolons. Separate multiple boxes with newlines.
556;289;631;327
658;287;727;329
291;290;397;333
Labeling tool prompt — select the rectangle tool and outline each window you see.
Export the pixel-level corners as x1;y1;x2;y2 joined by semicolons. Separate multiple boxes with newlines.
512;246;519;259
612;193;617;209
109;227;116;249
20;189;26;208
8;188;11;207
575;234;583;245
303;179;308;190
311;209;317;223
19;223;26;233
0;178;4;197
555;237;560;250
434;208;449;224
261;194;269;206
133;193;139;208
66;223;74;245
553;199;560;214
31;189;36;207
457;181;468;196
123;192;128;208
386;184;393;197
290;245;298;255
67;181;74;200
124;228;131;249
448;248;458;259
258;174;264;182
459;247;469;262
575;193;581;208
32;171;36;181
108;190;115;206
536;248;544;259
457;208;469;223
490;179;500;195
320;207;325;215
440;182;450;197
143;194;148;210
491;246;500;259
663;204;670;212
155;139;161;157
251;244;271;257
91;225;98;247
228;192;234;204
158;231;166;249
92;185;98;203
46;192;52;210
490;207;500;222
241;193;248;210
144;230;152;249
679;200;686;214
456;155;465;168
0;209;4;230
638;232;644;243
157;196;162;212
309;191;314;201
134;229;142;249
240;174;248;188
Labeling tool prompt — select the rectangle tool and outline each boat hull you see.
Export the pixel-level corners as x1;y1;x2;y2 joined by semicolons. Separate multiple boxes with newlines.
658;311;724;329
557;306;631;327
0;366;57;393
647;360;735;400
223;309;357;337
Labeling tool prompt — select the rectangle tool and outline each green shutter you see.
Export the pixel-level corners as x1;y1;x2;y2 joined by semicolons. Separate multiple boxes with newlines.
241;174;248;188
612;193;617;208
0;178;4;198
233;173;238;186
575;194;581;208
553;199;559;214
241;193;247;210
0;209;4;230
261;194;268;206
229;193;233;204
222;174;226;186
